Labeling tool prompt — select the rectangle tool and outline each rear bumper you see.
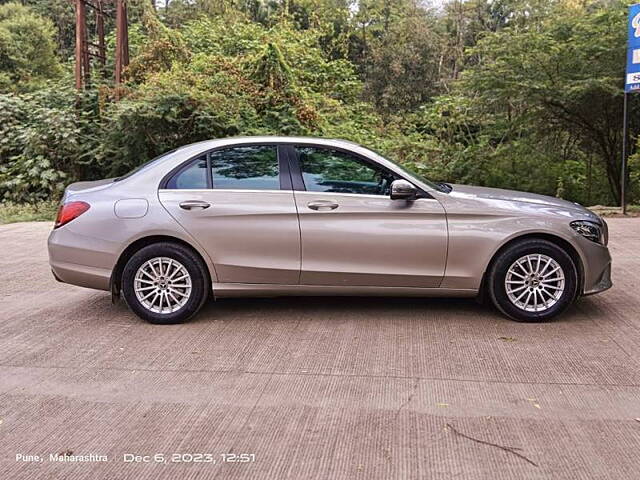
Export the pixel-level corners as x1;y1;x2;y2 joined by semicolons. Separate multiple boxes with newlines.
49;261;111;291
48;227;115;291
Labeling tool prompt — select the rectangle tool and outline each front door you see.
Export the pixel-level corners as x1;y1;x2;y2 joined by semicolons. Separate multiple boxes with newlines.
159;144;300;284
289;145;448;287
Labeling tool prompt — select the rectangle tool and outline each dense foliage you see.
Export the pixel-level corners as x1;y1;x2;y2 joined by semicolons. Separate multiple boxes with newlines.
0;2;61;91
0;0;636;206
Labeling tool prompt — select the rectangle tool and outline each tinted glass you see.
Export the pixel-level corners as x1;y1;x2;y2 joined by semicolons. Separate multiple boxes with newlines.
211;146;279;190
297;147;396;195
165;156;208;189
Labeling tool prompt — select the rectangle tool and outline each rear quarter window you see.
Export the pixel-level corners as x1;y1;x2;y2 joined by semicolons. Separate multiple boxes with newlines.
165;156;208;189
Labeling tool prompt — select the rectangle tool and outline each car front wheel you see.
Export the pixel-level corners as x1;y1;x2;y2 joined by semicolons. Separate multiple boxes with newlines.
121;242;209;324
488;239;578;322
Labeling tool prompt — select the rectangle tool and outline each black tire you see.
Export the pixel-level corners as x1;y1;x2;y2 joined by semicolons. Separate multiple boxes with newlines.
487;239;578;322
121;242;209;324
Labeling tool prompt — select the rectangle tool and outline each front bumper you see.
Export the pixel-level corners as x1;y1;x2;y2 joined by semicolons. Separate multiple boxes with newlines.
583;261;612;296
579;236;612;296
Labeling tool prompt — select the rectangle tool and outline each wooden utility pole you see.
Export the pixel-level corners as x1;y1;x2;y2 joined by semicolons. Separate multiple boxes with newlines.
115;0;130;96
74;0;88;89
96;0;107;74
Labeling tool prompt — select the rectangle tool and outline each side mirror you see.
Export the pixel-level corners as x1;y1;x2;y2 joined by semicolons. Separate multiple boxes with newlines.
390;179;418;200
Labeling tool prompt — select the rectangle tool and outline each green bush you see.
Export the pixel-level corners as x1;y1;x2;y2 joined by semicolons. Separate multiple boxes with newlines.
0;87;100;202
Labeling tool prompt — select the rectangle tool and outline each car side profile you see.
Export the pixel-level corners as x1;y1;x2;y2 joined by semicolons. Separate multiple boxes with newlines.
48;136;612;324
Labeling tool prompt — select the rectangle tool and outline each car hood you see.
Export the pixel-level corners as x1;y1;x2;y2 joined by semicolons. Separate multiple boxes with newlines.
449;184;599;218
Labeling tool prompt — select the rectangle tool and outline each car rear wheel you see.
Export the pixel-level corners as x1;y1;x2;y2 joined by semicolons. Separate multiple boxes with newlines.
121;243;209;324
487;239;578;322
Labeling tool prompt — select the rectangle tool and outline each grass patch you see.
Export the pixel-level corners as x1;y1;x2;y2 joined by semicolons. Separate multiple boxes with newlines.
0;201;58;224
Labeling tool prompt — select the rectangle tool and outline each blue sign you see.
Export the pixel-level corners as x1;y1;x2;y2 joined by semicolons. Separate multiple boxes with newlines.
626;4;640;92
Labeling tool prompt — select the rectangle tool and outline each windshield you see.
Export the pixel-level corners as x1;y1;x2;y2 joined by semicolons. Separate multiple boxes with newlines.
365;147;449;193
114;148;179;182
391;161;449;193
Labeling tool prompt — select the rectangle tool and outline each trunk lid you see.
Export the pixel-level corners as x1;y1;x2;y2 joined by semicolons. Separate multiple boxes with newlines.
62;178;116;201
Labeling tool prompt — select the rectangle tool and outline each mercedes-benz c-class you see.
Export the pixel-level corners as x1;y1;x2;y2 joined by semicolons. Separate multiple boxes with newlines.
48;137;612;324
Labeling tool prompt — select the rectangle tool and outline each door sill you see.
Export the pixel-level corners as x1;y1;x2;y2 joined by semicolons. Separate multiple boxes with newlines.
212;282;477;298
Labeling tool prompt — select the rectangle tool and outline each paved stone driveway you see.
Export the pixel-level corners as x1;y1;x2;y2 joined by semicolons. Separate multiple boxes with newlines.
0;220;638;479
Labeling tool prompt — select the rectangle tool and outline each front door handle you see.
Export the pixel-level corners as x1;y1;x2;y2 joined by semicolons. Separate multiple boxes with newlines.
307;200;339;211
179;200;211;210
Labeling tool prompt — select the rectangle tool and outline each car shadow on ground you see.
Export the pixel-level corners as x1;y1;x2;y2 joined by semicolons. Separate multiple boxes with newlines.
98;289;589;326
194;295;500;324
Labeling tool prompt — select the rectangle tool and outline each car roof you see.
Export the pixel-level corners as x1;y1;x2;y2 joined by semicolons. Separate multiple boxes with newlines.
183;136;363;150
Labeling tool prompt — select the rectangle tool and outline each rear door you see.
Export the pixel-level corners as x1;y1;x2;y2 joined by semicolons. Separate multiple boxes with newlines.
288;145;448;287
159;144;300;284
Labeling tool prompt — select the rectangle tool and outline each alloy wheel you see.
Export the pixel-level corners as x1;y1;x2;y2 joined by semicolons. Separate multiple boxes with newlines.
134;256;192;314
505;254;565;313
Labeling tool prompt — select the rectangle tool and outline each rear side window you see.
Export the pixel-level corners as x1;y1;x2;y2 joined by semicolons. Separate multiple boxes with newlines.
210;146;279;190
165;156;208;189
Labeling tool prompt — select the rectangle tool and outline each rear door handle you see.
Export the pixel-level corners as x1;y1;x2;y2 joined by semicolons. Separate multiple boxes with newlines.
179;200;211;210
307;200;339;211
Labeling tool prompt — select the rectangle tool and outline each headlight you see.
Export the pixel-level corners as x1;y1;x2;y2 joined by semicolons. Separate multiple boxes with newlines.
570;220;604;244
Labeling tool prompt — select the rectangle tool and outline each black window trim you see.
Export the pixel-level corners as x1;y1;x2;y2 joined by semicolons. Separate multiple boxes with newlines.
286;143;432;199
280;145;304;191
159;143;293;191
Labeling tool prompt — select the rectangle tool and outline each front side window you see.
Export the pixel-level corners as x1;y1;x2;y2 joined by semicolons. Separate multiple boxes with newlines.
296;147;397;195
165;156;208;189
210;146;279;190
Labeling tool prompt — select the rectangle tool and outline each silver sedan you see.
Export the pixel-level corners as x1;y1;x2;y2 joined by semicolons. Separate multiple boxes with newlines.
48;136;612;324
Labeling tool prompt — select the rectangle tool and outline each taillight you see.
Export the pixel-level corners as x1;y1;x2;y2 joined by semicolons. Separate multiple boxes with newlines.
54;201;90;229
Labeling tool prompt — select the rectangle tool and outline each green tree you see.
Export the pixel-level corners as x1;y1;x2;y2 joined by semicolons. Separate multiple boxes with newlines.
14;0;76;59
0;2;61;92
453;0;632;203
362;2;442;114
